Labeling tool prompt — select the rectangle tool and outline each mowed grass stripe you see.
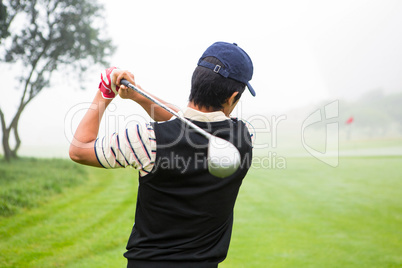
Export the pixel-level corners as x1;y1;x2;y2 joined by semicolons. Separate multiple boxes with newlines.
222;157;402;268
0;167;138;268
1;157;401;267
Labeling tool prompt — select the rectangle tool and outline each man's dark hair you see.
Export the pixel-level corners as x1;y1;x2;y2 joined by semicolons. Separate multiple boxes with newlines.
189;57;246;110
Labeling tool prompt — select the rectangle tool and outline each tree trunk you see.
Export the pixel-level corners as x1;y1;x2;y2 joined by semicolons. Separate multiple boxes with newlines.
0;104;25;161
0;108;11;161
10;120;21;158
2;128;12;161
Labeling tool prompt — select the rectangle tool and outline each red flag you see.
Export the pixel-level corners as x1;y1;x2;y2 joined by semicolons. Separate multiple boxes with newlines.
345;116;354;125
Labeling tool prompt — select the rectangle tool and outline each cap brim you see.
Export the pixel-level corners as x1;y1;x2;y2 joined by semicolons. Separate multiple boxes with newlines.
247;82;256;96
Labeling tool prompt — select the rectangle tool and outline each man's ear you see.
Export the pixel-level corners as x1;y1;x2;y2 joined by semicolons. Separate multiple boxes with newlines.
227;91;239;106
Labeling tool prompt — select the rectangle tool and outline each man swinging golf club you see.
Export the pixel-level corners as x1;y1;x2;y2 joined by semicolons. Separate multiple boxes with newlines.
69;41;255;268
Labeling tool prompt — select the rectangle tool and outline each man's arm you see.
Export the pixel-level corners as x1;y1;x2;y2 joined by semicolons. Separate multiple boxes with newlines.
69;91;112;167
115;71;180;122
69;68;178;167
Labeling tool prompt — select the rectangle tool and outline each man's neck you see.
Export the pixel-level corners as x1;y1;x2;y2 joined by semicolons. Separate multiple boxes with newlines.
187;102;222;113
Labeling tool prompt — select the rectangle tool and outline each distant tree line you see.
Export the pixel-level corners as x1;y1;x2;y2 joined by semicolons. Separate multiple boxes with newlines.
339;89;402;138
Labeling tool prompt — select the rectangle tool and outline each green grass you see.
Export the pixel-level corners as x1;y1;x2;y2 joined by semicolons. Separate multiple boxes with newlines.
0;162;137;267
0;157;401;267
340;137;402;150
0;158;87;217
223;156;402;267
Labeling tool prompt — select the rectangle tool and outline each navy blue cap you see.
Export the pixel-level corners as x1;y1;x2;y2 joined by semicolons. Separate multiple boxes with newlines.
197;42;255;96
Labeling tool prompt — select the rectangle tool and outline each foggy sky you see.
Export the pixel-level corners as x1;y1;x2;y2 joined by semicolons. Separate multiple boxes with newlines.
1;0;402;157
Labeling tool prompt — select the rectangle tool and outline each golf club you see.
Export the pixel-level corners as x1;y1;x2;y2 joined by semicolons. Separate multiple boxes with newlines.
119;79;241;178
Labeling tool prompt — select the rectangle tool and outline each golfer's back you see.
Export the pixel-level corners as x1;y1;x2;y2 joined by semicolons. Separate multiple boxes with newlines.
124;117;252;268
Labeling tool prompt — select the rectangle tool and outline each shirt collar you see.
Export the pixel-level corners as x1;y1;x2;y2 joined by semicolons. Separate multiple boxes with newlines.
182;107;229;122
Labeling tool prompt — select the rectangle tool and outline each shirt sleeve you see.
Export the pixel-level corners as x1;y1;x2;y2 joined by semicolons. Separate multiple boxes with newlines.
94;123;156;176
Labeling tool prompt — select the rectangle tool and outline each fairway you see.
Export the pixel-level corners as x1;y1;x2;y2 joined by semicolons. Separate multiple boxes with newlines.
0;156;401;267
0;167;137;267
224;156;402;267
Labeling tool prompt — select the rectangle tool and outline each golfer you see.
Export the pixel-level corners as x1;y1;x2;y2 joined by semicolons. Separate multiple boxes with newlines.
69;42;255;268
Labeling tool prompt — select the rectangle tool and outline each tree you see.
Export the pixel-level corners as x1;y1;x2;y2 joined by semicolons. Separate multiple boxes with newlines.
0;0;114;161
382;92;402;133
0;0;23;41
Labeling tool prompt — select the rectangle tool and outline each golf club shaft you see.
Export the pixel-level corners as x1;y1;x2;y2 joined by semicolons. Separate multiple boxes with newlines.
120;79;213;140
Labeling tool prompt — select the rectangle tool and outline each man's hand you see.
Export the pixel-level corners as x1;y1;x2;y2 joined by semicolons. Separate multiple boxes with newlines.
110;68;179;122
99;67;120;99
114;70;140;100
